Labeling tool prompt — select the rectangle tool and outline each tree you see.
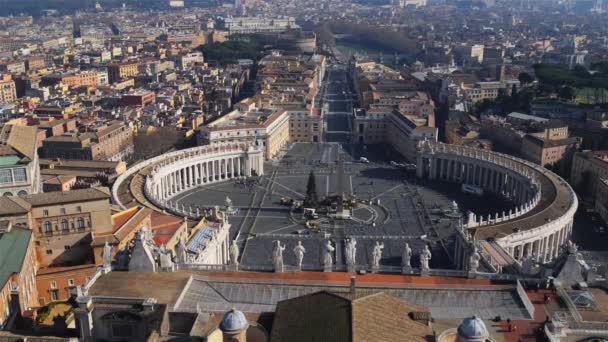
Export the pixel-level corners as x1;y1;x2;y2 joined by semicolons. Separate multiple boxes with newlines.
518;72;534;85
304;171;319;208
558;86;576;101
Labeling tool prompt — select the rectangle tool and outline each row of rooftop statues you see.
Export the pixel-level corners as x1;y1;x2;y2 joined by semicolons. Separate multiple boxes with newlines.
228;238;436;273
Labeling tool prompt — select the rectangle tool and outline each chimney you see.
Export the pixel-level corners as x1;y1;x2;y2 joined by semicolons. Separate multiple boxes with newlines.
350;276;356;297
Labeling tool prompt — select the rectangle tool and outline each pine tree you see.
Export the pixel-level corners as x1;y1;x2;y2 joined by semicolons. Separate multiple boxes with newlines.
304;171;318;208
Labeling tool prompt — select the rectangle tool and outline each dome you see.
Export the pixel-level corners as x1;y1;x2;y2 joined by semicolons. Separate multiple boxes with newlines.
457;315;489;341
220;308;248;333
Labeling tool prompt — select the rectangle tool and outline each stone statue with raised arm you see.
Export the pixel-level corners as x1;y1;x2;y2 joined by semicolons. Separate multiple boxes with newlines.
229;240;240;267
371;241;384;272
468;246;481;273
402;242;412;273
419;244;432;272
323;240;335;272
273;240;285;273
345;238;357;271
293;241;306;271
102;242;112;271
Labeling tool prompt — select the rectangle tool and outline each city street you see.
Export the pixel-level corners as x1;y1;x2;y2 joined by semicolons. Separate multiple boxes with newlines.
322;65;354;143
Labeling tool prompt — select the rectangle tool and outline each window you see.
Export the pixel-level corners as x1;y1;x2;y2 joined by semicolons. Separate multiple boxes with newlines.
50;289;59;301
43;210;49;216
50;281;57;289
0;169;12;184
60;208;66;215
64;245;71;250
17;190;27;197
44;221;52;233
76;206;82;213
13;168;26;182
46;249;52;255
67;279;74;287
61;220;69;231
3;192;13;197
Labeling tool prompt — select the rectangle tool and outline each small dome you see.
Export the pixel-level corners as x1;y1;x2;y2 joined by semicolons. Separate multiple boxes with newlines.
220;308;248;333
457;315;489;341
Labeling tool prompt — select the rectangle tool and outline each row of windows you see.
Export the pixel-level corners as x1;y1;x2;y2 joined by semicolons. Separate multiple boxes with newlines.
0;168;27;184
43;206;82;216
41;218;88;233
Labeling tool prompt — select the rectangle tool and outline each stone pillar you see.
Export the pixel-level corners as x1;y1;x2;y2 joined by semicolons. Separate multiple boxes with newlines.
230;158;234;178
245;156;252;177
517;244;524;260
210;160;215;181
237;157;241;177
75;295;94;342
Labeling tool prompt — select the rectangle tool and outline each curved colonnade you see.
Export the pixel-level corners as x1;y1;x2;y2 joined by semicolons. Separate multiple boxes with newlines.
112;143;264;216
417;141;578;263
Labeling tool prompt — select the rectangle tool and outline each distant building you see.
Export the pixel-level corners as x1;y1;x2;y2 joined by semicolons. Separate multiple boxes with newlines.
107;62;139;84
223;17;299;34
0;76;17;104
121;89;156;108
520;121;580;167
42;121;134;161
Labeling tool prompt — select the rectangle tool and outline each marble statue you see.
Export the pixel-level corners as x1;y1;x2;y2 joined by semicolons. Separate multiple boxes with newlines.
345;238;357;267
469;246;481;273
566;240;578;255
102;242;112;269
159;244;175;271
229;240;240;266
293;241;306;270
372;241;384;269
323;240;335;271
402;242;412;268
273;240;285;272
175;237;187;264
420;244;432;271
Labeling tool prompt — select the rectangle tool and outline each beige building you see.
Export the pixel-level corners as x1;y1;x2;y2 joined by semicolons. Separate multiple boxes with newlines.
462;80;519;104
108;62;139;84
42;121;134;162
199;105;291;160
288;108;323;143
0;187;113;267
0;76;17;104
520;123;580;167
353;108;438;161
571;150;608;198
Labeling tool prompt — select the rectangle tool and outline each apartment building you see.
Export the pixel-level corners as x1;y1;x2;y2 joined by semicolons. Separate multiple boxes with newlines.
42;71;99;88
0;77;17;104
107;62;139;84
42;121;134;161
